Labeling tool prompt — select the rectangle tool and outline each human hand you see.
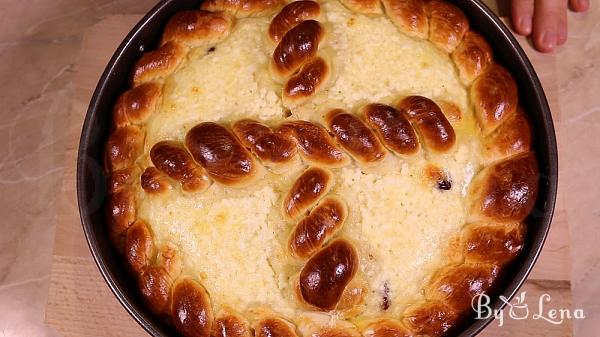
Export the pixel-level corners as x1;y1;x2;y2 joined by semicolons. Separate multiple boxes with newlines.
511;0;590;52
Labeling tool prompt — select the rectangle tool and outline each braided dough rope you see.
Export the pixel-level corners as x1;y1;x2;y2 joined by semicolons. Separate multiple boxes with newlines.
201;0;286;18
268;1;335;108
213;309;253;337
102;0;539;336
278;166;366;315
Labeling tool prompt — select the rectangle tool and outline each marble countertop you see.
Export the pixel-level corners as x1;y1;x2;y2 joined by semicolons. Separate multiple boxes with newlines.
0;0;598;336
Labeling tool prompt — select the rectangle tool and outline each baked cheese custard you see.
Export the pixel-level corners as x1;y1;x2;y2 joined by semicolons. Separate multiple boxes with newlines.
104;0;539;336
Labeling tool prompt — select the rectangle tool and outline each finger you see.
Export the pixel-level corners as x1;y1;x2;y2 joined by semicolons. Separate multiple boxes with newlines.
557;6;567;45
532;0;567;52
569;0;590;12
511;0;535;35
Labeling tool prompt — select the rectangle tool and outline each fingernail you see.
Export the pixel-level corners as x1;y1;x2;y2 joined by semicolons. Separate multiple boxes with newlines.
540;31;556;51
577;0;589;11
520;15;532;34
558;25;567;45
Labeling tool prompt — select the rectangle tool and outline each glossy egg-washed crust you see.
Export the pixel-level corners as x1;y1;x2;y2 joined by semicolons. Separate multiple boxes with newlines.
104;0;538;336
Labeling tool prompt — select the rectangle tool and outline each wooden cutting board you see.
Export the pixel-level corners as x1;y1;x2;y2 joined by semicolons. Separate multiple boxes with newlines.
45;15;573;337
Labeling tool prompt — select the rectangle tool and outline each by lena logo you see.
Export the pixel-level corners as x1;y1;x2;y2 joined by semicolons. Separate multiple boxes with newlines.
472;291;586;327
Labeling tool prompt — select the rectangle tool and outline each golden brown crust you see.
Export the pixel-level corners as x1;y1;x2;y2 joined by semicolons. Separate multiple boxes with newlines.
171;278;214;337
271;20;324;78
362;318;413;337
461;222;525;265
336;277;368;314
254;317;299;337
471;63;518;135
402;300;459;337
436;265;499;316
124;220;155;275
106;188;136;249
289;197;348;258
161;10;233;48
426;263;500;312
310;327;361;337
284;167;334;220
425;1;469;53
150;140;211;192
112;83;161;128
277;121;349;167
138;247;182;317
483;107;532;162
382;0;428;39
104;125;144;172
138;266;173;316
398;96;456;153
201;0;284;18
362;103;419;156
437;100;462;125
185;122;259;186
326;109;387;165
338;0;382;14
283;56;331;105
452;31;493;85
232;119;297;165
131;41;187;87
213;310;252;337
468;152;539;222
141;166;172;194
298;239;358;310
269;1;322;43
232;119;298;167
107;167;139;194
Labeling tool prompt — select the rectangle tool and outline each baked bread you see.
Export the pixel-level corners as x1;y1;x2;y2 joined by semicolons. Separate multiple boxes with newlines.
104;0;539;336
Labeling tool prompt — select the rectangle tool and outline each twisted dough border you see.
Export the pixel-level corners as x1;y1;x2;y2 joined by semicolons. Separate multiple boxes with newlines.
103;0;539;336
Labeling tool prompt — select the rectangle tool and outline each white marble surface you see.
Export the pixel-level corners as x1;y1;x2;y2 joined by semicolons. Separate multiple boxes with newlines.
0;1;154;336
0;0;598;336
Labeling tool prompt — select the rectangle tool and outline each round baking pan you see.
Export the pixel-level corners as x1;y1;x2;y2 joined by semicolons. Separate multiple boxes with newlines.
77;0;558;336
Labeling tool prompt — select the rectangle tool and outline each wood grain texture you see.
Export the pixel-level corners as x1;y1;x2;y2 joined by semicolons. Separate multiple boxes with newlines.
45;13;573;337
45;15;148;337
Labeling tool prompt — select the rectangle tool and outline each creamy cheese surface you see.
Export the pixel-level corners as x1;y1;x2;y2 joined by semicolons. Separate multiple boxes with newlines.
137;0;482;320
137;180;300;315
321;0;469;111
145;16;281;148
334;146;477;316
